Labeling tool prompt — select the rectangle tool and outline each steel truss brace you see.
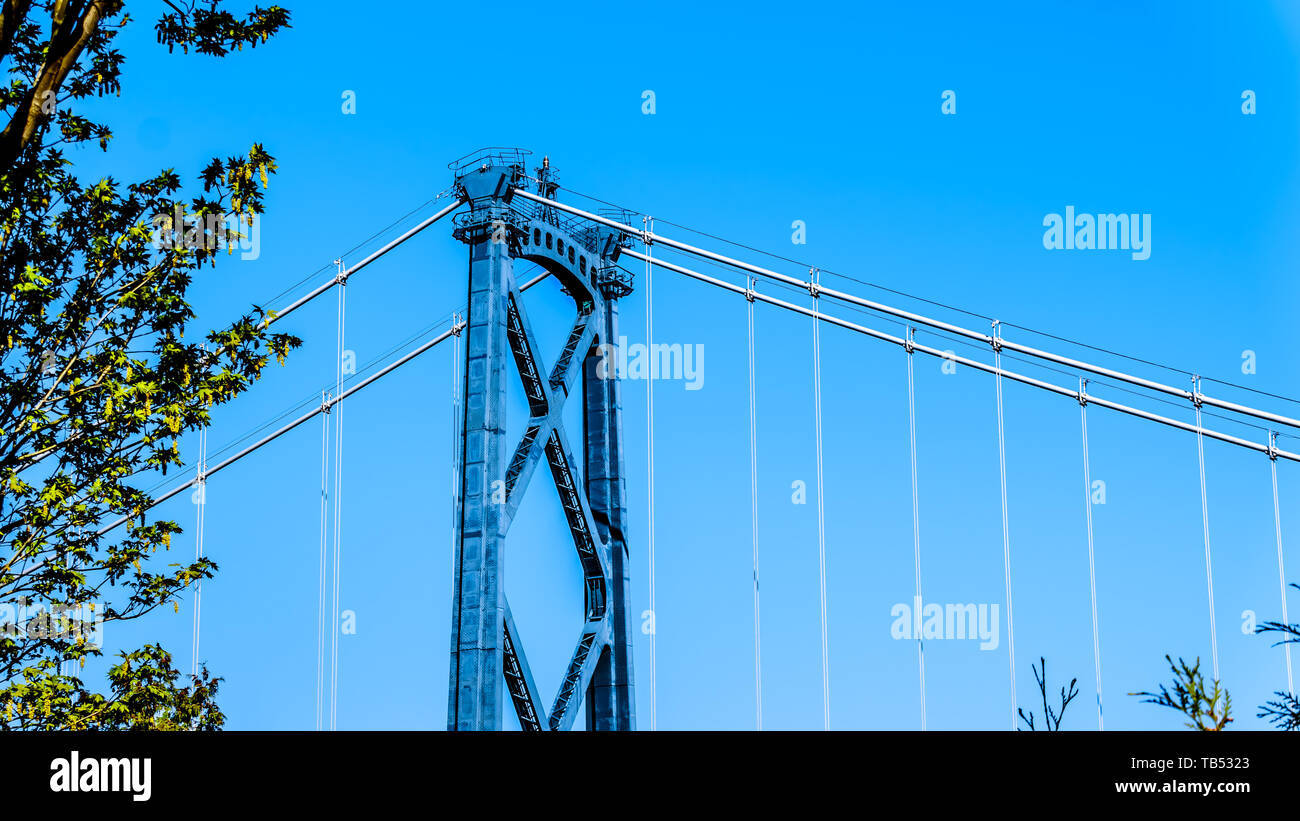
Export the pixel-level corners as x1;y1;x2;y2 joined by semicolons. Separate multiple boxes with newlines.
496;272;611;731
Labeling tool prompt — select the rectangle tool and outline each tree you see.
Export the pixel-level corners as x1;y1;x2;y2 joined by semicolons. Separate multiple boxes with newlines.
1131;656;1232;731
1255;582;1300;731
0;1;295;729
1258;690;1300;731
1017;656;1078;731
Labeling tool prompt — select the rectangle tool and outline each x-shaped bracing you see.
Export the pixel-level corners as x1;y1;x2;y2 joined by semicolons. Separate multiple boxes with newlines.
497;275;612;731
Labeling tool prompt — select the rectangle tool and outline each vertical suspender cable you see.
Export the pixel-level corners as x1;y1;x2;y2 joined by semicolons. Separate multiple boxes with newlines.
1079;379;1104;730
1192;376;1220;682
316;390;330;732
191;420;207;679
811;270;830;731
644;217;657;731
1269;432;1294;695
993;322;1017;730
451;313;463;569
746;279;763;730
329;268;346;731
905;327;926;730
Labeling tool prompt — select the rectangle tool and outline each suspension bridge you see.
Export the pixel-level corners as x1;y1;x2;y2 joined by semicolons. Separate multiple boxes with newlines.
98;147;1298;731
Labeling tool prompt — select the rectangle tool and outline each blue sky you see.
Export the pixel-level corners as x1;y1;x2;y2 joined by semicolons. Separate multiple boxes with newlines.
74;0;1300;729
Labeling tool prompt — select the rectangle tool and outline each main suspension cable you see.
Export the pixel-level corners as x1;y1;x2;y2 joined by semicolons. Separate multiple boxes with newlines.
618;248;1300;465
518;191;1300;433
258;194;454;310
539;184;1300;410
97;278;550;537
259;198;463;334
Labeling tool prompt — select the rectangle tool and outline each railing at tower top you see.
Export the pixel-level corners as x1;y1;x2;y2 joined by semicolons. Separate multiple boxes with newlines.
451;192;597;246
447;147;533;175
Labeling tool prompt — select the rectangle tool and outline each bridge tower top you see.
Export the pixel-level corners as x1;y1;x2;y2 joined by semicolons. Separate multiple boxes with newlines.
448;147;635;299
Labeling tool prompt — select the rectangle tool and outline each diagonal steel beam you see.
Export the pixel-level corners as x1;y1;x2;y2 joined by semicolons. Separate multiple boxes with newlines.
500;282;558;521
549;304;597;399
548;618;610;731
501;289;599;527
544;424;612;607
504;287;550;417
502;598;547;732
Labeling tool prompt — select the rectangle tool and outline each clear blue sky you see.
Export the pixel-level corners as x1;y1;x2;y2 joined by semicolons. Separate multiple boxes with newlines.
77;0;1300;729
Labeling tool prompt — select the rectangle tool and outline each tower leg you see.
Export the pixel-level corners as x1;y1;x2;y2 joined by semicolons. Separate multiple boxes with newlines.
584;301;636;730
447;229;512;730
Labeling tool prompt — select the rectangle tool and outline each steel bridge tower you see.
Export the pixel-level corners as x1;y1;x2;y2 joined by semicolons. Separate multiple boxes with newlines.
446;149;637;730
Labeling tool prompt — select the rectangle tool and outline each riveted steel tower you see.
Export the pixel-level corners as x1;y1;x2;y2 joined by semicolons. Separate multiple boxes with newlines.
447;149;636;731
